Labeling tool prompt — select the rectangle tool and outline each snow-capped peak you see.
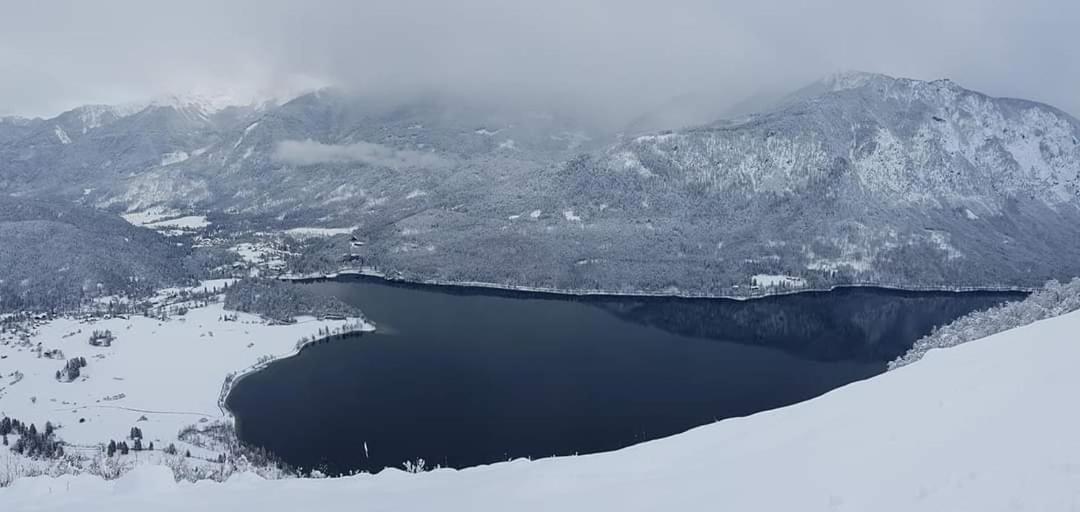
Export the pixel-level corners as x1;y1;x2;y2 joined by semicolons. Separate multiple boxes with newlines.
109;89;287;120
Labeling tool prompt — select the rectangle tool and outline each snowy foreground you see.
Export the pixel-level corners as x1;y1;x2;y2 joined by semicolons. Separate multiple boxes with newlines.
6;307;1080;510
0;281;372;471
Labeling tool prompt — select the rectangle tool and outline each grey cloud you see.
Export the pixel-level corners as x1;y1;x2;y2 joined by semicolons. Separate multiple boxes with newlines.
1;0;1078;120
273;139;450;169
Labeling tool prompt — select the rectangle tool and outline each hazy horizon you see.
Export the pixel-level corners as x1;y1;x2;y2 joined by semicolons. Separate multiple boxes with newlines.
2;0;1078;121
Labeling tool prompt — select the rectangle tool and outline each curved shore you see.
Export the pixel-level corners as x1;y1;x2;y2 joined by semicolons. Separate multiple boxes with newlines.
0;282;377;466
217;320;375;422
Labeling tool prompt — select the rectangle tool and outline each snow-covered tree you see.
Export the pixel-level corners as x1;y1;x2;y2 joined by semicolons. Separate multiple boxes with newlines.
890;278;1080;369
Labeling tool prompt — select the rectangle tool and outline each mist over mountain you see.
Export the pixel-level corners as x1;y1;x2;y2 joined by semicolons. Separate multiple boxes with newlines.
1;72;1077;296
5;0;1080;121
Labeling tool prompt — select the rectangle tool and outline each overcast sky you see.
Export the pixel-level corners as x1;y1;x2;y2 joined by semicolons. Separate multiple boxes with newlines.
1;0;1077;119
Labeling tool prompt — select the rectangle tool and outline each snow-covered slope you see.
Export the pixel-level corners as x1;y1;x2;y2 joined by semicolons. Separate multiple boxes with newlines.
8;306;1080;510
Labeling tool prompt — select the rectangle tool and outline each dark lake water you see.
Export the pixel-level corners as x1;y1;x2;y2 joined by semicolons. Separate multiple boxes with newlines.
225;277;1023;475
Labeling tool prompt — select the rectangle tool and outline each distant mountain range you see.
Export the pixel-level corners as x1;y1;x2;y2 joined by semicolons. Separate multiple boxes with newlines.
2;72;1078;296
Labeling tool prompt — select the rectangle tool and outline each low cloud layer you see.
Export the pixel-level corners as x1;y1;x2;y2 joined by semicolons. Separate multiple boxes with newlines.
2;0;1078;119
273;140;449;169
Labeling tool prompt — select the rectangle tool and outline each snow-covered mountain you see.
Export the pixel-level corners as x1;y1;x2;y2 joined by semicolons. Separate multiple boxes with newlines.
571;71;1080;292
616;71;1080;204
1;72;1078;296
0;95;270;197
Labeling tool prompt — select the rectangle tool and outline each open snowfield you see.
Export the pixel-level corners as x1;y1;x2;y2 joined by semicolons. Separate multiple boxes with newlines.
120;208;189;228
283;226;357;238
143;215;210;231
5;302;1080;510
120;209;211;237
0;282;371;463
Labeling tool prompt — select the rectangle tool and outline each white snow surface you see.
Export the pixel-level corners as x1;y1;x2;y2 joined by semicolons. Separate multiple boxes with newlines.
53;126;71;145
751;274;807;288
283;226;357;238
145;215;210;230
159;151;190;166
8;308;1080;510
230;242;286;266
0;281;371;452
119;208;209;231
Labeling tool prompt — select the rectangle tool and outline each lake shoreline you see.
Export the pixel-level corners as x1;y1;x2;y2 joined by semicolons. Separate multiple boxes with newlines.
278;267;1034;303
217;322;374;425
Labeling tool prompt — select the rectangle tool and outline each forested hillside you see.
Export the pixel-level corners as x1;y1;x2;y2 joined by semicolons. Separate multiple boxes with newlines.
0;197;195;312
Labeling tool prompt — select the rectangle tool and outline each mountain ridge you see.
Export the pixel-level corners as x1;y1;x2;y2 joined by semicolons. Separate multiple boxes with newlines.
1;72;1078;297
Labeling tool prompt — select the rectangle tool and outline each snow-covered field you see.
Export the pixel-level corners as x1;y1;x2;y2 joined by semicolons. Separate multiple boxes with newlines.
751;273;807;289
0;282;372;472
120;208;210;235
282;226;357;238
6;300;1080;510
120;208;183;227
144;215;210;231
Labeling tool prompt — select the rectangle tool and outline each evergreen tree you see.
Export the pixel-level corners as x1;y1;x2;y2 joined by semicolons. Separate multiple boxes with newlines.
107;440;117;457
148;441;154;451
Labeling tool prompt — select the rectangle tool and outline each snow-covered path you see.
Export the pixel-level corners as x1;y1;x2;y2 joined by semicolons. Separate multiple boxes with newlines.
8;307;1080;510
